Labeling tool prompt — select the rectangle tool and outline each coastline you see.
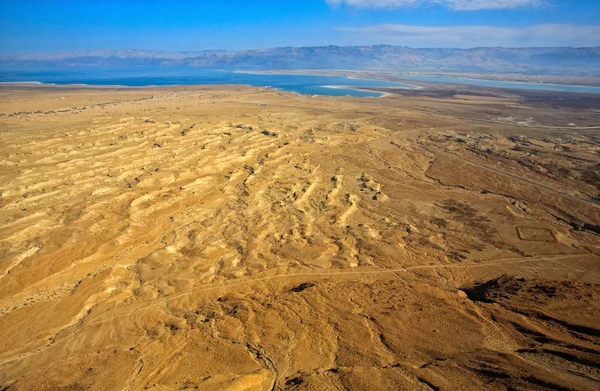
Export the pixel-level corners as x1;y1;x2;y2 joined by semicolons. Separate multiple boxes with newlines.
396;71;600;88
3;71;599;97
321;85;398;98
396;73;600;93
0;81;45;85
0;80;395;98
234;69;421;89
236;69;600;93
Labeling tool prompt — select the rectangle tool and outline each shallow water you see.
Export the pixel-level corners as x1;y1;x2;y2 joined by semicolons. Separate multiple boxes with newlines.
396;74;600;94
0;68;416;97
4;68;598;96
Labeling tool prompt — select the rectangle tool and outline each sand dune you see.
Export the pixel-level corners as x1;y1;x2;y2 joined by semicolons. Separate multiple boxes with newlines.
0;84;599;390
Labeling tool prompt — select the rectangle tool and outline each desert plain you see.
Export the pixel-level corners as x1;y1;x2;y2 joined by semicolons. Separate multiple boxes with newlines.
0;83;600;390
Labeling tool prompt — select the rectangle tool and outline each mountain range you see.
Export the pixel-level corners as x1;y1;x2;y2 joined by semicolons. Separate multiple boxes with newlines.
1;45;599;75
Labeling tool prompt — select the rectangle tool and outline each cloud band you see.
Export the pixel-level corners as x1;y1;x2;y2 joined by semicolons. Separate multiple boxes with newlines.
336;23;600;47
326;0;543;11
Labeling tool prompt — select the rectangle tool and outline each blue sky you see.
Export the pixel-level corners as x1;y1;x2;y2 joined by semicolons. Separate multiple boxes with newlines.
1;0;599;51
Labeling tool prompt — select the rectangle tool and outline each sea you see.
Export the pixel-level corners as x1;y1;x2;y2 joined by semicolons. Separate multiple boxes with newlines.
1;68;600;96
0;68;413;98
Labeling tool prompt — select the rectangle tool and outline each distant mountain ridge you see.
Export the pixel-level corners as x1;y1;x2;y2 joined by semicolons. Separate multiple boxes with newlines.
1;45;599;75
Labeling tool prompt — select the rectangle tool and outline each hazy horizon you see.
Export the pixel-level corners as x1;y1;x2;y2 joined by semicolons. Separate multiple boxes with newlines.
1;1;600;52
3;42;600;55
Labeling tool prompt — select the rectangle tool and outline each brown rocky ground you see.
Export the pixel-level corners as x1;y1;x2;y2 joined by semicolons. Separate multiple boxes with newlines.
0;84;599;391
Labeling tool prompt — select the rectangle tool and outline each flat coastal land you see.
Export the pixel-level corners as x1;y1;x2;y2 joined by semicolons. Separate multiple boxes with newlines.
1;83;600;391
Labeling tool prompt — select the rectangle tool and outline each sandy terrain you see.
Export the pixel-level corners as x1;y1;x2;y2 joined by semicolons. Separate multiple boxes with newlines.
0;84;599;391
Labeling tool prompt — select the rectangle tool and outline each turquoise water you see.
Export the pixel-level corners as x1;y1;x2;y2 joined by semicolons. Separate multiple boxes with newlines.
396;74;600;94
0;68;416;98
3;68;598;95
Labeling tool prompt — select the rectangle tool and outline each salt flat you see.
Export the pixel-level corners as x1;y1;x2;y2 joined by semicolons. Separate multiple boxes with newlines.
0;84;599;391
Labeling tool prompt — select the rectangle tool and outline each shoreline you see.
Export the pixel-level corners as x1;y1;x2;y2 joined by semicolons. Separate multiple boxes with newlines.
321;85;398;98
3;75;600;98
233;69;420;89
0;81;398;99
395;71;600;88
236;69;600;93
396;73;600;92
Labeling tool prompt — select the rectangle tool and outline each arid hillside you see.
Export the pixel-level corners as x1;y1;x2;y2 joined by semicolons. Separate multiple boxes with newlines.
0;85;599;391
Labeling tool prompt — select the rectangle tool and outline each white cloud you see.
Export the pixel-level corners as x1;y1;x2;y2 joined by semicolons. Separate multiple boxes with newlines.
336;24;600;47
326;0;543;11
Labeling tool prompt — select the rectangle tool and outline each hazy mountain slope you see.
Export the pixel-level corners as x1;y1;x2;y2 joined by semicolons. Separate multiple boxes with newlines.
1;45;599;75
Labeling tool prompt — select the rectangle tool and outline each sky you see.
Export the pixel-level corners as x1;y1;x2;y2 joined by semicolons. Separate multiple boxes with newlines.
1;0;599;52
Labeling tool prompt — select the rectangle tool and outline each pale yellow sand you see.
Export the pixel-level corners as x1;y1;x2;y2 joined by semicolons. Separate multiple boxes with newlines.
0;85;599;390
